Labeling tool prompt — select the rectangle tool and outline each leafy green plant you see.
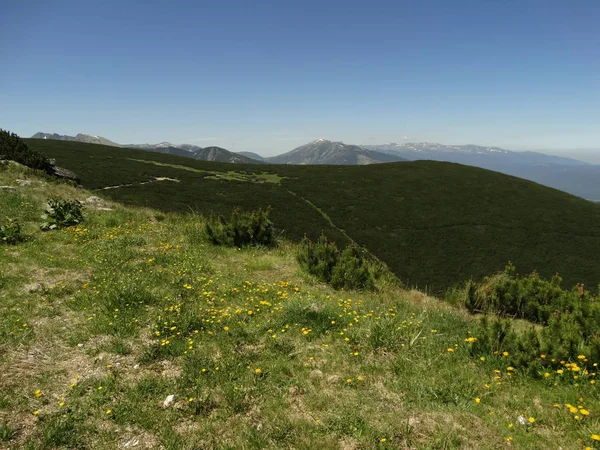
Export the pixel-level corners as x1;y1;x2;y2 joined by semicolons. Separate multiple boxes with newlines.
41;198;84;231
0;129;52;173
0;218;25;245
297;235;378;290
205;207;275;247
0;423;17;442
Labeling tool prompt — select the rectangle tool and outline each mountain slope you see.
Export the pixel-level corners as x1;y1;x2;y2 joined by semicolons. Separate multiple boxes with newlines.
268;139;405;165
191;146;262;164
27;138;600;292
32;133;261;164
362;142;589;166
31;132;121;147
362;142;600;199
237;151;265;161
2;163;597;449
123;143;196;158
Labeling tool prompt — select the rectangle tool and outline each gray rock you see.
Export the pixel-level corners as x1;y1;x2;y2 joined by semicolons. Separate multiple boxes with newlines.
85;196;105;204
16;179;31;187
50;166;81;184
27;283;45;293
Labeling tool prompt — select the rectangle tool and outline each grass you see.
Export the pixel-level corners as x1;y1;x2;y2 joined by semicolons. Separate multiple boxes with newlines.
26;138;600;294
1;163;600;449
128;158;286;184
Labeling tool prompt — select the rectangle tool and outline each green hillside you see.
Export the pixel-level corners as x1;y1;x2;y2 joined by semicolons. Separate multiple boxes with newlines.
2;164;600;449
27;138;600;292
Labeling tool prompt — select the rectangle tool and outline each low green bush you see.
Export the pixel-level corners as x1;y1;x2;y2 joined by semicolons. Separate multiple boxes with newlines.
465;263;588;325
41;198;84;231
464;264;600;372
296;235;338;283
205;208;275;247
297;235;378;290
0;218;25;245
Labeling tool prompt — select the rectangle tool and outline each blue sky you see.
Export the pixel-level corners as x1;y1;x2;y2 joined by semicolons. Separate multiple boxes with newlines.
1;0;599;158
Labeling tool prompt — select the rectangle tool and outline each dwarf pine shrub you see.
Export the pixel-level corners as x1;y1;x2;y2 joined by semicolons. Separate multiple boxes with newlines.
205;208;275;248
296;235;338;283
466;265;600;371
331;243;375;290
41;198;84;231
0;218;25;245
465;262;564;324
0;129;53;173
297;235;378;290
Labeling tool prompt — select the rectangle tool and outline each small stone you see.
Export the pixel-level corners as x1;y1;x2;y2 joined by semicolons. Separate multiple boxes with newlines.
163;394;175;408
28;283;45;293
309;369;323;379
85;196;104;204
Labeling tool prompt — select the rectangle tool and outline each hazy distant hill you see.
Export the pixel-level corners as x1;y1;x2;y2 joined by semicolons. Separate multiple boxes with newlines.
31;132;121;147
124;142;196;158
268;139;405;165
362;142;589;166
362;142;600;199
31;133;260;164
27;137;600;292
237;151;265;161
192;146;262;164
124;143;260;163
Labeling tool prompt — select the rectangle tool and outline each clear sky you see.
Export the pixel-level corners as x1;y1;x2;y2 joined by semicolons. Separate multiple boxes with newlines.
1;0;599;158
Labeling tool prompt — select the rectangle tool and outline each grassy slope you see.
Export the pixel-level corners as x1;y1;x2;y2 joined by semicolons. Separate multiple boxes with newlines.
2;165;600;449
26;138;600;293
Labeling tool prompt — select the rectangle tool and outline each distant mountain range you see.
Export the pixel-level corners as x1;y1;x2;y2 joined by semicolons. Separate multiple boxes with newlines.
31;132;260;164
360;142;600;200
361;142;589;167
29;132;600;199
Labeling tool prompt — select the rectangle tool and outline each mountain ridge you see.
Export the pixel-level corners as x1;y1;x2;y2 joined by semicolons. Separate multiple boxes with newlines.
31;132;260;164
267;138;405;165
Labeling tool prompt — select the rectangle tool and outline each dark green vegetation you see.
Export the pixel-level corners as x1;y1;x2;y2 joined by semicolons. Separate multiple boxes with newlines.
1;129;52;172
27;138;600;292
297;235;379;291
205;208;275;248
463;264;600;371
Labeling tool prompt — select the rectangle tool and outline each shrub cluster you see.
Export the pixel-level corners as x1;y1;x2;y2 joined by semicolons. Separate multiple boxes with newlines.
205;208;275;248
41;198;84;231
463;264;600;371
0;129;52;173
296;235;378;290
0;218;25;245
